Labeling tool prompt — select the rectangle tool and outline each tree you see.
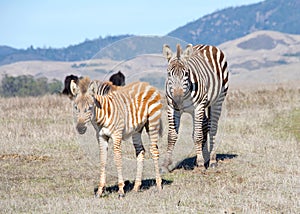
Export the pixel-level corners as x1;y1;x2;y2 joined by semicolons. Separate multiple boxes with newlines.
0;74;63;97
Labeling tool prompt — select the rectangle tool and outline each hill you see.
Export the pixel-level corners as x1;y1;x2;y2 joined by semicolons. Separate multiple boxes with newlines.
168;0;300;46
0;0;299;66
219;30;300;88
0;35;131;66
0;31;299;90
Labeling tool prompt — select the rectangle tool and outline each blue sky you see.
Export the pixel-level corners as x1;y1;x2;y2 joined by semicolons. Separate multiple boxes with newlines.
1;0;262;49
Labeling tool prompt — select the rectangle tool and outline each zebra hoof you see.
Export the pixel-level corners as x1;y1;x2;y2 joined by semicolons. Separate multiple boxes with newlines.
210;162;218;168
94;187;108;198
196;160;206;169
204;160;210;169
94;192;103;198
133;184;141;192
118;193;125;199
156;184;163;192
95;191;108;198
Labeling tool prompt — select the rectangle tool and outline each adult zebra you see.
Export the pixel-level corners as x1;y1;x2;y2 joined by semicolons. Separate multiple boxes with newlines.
161;43;229;171
70;77;163;198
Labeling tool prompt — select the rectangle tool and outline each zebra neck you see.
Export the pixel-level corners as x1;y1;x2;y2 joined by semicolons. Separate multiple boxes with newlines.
94;95;114;125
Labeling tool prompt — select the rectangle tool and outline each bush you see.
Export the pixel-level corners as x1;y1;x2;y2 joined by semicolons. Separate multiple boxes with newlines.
0;74;63;97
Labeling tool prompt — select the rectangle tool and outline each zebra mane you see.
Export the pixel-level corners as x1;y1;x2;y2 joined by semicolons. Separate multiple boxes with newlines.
97;81;117;95
78;77;91;94
176;44;181;59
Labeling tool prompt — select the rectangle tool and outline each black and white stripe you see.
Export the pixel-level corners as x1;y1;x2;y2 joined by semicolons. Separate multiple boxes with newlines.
162;43;229;171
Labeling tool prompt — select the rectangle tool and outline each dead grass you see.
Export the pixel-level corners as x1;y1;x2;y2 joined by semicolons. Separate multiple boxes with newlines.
0;85;299;213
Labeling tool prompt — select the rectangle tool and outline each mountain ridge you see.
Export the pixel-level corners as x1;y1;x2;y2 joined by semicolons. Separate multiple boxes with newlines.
0;30;299;89
168;0;300;45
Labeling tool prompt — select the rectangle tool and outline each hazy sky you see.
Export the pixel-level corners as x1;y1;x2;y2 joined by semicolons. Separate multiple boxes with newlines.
1;0;262;49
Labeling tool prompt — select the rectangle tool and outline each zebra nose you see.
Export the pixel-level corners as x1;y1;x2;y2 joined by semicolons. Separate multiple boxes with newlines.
76;123;87;135
173;95;183;105
173;87;183;95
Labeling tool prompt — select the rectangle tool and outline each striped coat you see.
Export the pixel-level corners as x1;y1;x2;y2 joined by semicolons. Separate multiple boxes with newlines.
162;43;229;171
70;78;162;197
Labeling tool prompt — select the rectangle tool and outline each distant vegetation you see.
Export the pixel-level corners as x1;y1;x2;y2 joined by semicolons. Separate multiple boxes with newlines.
0;74;62;97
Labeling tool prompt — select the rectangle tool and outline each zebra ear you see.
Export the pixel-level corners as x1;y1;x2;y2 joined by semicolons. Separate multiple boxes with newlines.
163;44;173;62
88;81;102;108
70;80;78;96
183;44;193;60
88;80;98;97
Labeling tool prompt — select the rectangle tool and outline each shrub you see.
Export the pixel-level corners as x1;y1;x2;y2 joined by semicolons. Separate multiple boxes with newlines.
0;74;63;97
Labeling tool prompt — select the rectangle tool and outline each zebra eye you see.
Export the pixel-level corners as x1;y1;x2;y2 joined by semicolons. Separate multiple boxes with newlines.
83;105;92;113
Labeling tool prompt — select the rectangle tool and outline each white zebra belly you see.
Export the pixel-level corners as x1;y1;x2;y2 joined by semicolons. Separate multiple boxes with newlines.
100;127;112;137
182;99;195;114
122;123;145;140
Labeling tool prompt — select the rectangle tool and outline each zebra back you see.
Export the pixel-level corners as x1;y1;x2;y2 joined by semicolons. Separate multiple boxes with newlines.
193;44;229;94
90;81;163;137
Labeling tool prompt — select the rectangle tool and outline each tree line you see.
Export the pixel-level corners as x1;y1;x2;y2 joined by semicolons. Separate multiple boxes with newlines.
0;74;62;97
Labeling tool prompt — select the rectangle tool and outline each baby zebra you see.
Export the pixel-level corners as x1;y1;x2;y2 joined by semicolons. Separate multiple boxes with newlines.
70;77;163;198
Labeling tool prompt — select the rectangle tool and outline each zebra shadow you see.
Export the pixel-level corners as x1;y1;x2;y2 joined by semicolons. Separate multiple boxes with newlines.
174;153;238;171
94;179;173;196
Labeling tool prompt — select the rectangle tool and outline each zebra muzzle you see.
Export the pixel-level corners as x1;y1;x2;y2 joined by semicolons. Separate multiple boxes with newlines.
76;123;87;135
173;96;183;110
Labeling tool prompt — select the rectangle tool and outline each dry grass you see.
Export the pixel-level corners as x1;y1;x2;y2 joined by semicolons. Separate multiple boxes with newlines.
0;85;299;213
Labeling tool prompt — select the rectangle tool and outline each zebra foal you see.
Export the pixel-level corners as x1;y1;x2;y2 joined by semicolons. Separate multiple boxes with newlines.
161;43;229;172
70;77;163;198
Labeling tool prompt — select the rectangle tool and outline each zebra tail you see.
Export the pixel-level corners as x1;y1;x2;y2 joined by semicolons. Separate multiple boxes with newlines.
159;119;163;137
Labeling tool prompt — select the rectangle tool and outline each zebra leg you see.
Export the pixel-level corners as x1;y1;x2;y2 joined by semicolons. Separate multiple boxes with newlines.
132;132;145;192
193;105;208;169
148;128;162;191
146;116;162;191
161;107;181;173
202;109;210;169
95;135;109;198
209;94;226;168
112;134;125;198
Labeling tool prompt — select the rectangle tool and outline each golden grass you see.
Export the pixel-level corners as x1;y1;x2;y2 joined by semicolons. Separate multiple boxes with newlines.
0;85;299;213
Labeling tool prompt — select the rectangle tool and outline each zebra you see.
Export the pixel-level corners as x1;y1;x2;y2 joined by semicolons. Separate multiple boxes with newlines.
62;71;126;99
161;43;229;172
109;70;126;86
70;77;163;198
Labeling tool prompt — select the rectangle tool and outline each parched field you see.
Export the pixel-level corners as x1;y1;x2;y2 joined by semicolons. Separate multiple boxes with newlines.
0;84;299;213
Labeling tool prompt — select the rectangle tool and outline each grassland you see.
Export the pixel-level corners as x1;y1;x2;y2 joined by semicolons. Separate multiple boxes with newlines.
0;84;299;213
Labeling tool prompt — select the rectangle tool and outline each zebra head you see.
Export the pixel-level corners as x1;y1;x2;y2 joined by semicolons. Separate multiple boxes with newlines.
70;77;94;135
163;44;193;110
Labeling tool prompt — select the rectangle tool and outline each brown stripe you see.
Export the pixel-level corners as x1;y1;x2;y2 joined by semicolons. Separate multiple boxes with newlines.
139;88;155;120
149;104;162;118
